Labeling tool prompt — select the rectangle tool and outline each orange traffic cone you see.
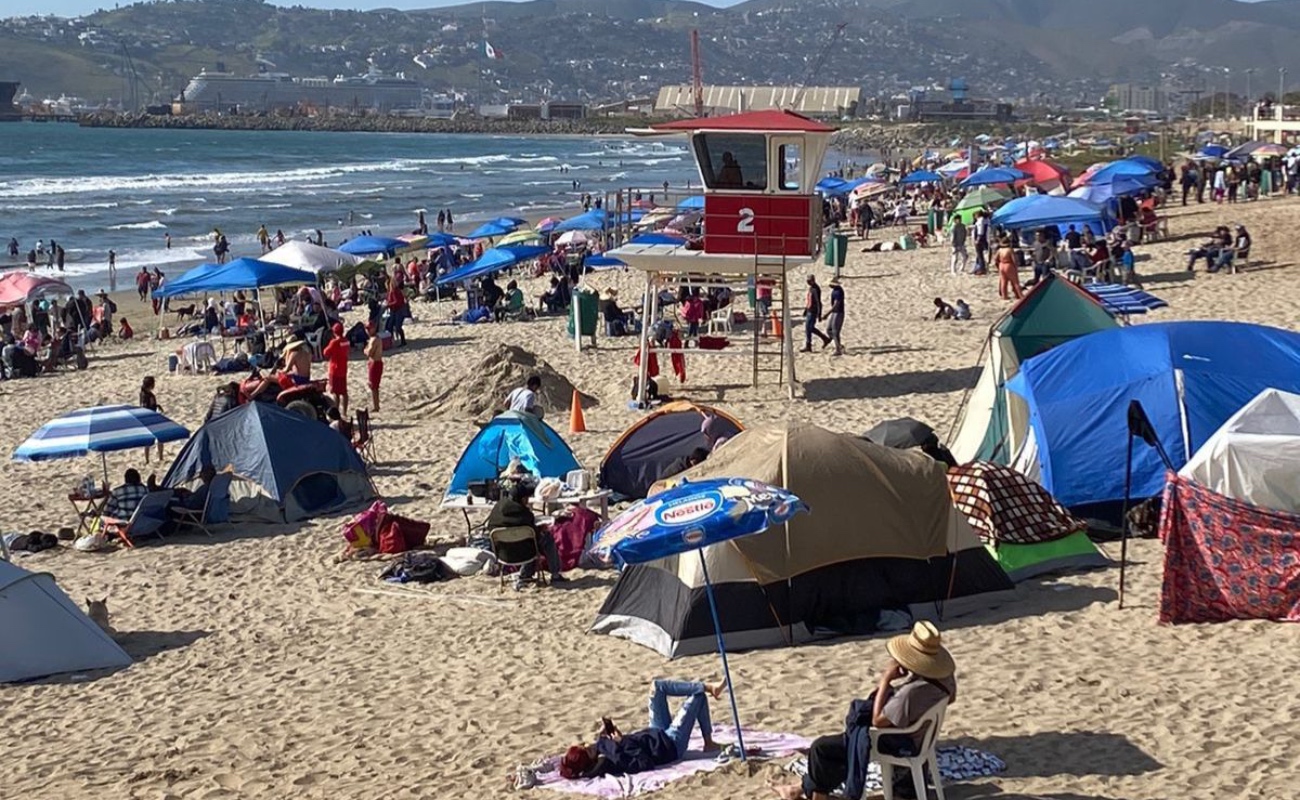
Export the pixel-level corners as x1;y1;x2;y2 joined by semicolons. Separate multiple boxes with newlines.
770;312;783;338
569;389;587;434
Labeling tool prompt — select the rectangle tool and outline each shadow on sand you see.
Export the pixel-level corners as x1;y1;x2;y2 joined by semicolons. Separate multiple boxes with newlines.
803;366;981;401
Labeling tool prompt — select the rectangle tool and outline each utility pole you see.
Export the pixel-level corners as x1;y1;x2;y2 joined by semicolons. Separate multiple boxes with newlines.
1281;67;1288;108
1224;67;1231;119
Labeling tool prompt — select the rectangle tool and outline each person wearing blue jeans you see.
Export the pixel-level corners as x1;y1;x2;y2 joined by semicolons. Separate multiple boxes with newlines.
559;679;725;779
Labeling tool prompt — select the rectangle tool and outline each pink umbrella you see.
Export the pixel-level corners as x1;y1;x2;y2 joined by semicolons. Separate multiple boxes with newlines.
556;231;589;246
0;272;72;308
535;217;563;232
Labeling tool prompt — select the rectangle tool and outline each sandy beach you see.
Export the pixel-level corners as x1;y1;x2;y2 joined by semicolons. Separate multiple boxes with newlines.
2;192;1299;800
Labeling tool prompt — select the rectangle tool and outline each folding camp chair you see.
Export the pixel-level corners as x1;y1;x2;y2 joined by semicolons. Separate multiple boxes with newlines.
354;409;378;463
172;472;233;537
488;526;546;591
101;490;174;548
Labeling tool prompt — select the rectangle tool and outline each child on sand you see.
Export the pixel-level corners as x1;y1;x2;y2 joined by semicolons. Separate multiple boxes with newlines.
364;322;383;413
139;376;165;464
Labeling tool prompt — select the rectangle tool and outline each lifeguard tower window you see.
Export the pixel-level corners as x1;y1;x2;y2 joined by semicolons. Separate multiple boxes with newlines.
779;143;802;191
693;133;767;191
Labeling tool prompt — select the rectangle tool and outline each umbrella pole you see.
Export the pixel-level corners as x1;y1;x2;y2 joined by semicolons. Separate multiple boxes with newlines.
697;548;746;761
101;451;109;488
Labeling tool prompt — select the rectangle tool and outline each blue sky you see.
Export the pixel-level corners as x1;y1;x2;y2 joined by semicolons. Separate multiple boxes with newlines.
10;0;744;18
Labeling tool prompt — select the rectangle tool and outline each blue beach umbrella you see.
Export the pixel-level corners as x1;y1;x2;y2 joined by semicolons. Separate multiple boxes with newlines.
675;195;706;211
490;216;527;228
436;243;551;286
899;169;943;185
466;220;517;240
337;235;407;257
592;477;810;760
14;404;190;482
960;166;1029;188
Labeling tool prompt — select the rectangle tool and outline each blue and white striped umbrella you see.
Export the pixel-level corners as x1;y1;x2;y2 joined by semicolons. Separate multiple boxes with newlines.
14;405;190;466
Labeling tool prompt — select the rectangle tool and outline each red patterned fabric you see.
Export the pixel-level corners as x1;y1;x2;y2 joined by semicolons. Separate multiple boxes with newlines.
947;461;1086;545
1159;472;1300;624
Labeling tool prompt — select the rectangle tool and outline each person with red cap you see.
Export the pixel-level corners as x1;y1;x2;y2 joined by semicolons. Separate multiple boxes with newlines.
322;321;350;416
558;679;725;781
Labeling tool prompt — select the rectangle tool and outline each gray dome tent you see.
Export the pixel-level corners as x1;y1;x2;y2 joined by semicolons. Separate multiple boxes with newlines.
163;403;375;522
0;560;132;682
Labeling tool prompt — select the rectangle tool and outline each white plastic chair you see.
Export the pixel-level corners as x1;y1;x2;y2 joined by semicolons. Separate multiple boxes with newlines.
706;307;733;335
871;697;949;800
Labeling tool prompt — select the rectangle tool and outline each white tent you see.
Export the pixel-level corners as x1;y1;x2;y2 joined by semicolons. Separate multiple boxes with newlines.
1180;388;1300;513
0;560;133;682
260;240;361;274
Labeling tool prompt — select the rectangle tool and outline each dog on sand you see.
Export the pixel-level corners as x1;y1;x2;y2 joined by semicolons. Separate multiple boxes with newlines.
86;597;114;635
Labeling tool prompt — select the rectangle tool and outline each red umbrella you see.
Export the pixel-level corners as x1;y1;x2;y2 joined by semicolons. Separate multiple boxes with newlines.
1014;159;1072;190
0;272;72;308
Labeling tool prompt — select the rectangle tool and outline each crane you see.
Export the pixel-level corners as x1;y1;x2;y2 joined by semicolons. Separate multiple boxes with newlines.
790;23;848;112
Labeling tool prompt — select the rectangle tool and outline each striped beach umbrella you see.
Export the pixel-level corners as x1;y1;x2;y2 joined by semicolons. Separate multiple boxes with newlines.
14;405;190;481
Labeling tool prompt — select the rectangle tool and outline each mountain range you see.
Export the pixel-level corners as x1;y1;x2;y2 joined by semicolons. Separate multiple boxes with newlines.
2;0;1297;107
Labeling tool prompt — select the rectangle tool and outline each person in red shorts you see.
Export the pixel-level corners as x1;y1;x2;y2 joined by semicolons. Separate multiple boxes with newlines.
364;320;384;413
322;321;350;416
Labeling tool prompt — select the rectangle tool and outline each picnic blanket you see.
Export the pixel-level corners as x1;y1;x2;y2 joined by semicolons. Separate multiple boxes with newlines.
534;726;809;797
785;745;1006;795
948;461;1086;545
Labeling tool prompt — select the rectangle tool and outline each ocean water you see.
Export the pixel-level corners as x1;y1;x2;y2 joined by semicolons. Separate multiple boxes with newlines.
0;124;697;288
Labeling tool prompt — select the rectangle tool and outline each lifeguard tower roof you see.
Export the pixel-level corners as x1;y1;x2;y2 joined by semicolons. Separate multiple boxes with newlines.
649;109;836;134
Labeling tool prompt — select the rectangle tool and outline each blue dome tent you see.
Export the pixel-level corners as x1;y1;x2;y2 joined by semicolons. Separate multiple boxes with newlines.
443;412;581;502
1006;321;1300;513
163;403;375;522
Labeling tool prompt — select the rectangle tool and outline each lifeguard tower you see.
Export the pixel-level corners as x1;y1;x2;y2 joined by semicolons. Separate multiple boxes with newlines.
606;109;834;405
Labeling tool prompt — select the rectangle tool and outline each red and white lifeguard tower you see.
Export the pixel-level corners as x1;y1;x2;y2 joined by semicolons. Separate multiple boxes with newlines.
605;109;835;404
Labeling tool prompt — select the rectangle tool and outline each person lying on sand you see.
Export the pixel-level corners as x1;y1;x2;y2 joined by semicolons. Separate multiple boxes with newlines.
559;679;727;779
774;622;956;800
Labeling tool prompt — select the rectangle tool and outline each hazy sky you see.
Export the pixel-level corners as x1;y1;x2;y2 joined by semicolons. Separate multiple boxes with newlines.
10;0;744;18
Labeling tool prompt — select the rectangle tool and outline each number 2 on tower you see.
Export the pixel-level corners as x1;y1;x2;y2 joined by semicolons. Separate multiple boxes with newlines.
737;207;755;233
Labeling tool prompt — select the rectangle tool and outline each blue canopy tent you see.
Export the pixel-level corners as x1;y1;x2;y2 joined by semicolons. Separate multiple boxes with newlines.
442;412;581;501
961;166;1029;188
424;232;459;247
991;195;1114;236
491;216;527;227
1198;144;1229;159
467;220;517;240
585;254;626;269
435;243;551;286
814;178;849;195
675;195;706;210
337;235;407;257
553;209;608;232
163;403;375;522
1087;160;1159;187
900;169;943;185
154;258;316;298
1067;174;1154;205
1006;321;1300;513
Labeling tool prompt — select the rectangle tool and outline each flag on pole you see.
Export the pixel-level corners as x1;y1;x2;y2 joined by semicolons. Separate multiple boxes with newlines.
484;41;503;59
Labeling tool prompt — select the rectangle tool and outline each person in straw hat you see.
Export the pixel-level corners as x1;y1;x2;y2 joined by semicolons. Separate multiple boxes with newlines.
282;333;313;386
774;621;956;800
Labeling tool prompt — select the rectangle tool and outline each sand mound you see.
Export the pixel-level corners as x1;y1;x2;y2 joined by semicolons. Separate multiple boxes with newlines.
416;344;597;419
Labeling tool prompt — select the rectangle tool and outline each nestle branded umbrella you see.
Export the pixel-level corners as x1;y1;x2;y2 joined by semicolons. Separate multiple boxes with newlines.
337;235;407;257
14;404;190;483
592;477;809;760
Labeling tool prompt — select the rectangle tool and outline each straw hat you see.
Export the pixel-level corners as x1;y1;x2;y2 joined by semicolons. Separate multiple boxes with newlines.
886;621;954;680
283;334;308;352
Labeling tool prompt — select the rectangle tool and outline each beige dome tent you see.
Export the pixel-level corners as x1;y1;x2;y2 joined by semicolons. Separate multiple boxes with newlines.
1180;388;1300;513
592;424;1013;658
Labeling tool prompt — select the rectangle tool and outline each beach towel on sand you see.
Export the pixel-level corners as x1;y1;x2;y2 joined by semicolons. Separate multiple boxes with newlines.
535;726;809;797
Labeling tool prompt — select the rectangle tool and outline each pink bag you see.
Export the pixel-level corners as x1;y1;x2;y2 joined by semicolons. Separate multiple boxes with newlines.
342;500;388;549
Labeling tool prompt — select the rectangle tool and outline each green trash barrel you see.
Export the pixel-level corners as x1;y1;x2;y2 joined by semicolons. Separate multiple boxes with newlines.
566;289;599;337
824;232;848;268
